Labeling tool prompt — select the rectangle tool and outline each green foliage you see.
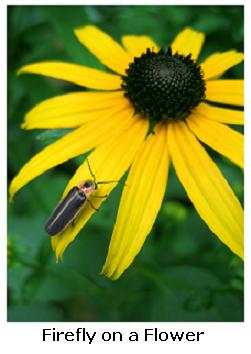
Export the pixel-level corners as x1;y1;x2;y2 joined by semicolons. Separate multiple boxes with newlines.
8;5;243;322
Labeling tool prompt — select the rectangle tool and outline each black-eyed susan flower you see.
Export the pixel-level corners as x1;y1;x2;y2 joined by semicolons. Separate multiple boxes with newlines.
9;26;244;280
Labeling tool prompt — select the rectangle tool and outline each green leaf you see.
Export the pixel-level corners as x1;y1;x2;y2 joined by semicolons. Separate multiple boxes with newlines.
45;6;105;68
8;303;65;321
36;129;74;146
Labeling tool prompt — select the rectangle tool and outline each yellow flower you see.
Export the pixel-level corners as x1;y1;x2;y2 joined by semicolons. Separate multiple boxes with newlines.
9;26;244;280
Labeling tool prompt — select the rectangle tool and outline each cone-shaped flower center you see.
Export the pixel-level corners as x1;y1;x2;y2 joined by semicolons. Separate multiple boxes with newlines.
122;48;206;121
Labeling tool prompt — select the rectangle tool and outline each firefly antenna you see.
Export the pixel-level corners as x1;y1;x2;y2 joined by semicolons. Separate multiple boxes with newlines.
86;158;96;183
97;181;119;185
86;158;129;187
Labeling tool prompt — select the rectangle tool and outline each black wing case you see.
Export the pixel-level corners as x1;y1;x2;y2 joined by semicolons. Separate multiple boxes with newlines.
45;186;86;236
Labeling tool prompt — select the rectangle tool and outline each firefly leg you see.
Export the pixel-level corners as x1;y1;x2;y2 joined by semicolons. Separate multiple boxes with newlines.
86;199;99;211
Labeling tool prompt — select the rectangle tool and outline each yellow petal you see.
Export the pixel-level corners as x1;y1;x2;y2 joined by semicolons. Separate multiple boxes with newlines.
74;25;132;75
51;117;149;259
22;91;129;129
171;27;205;61
201;51;244;80
195;103;244;125
206;80;244;106
9;106;136;200
18;62;122;90
121;35;159;57
102;124;169;280
187;112;244;168
168;121;243;259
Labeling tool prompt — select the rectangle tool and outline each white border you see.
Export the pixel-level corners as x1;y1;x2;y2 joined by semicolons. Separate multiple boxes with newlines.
2;1;250;353
2;0;249;4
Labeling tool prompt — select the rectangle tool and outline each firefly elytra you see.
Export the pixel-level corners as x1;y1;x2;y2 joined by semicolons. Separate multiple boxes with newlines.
45;159;118;236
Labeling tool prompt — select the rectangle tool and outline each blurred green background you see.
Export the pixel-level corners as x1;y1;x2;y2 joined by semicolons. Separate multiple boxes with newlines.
8;5;244;322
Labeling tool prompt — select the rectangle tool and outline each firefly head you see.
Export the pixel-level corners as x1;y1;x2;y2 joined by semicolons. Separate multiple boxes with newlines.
78;179;97;196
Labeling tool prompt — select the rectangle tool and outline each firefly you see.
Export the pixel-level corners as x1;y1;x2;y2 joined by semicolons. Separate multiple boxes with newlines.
45;159;118;236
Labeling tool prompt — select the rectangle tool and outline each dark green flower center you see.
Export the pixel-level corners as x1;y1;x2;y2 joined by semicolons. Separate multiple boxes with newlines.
121;47;206;122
